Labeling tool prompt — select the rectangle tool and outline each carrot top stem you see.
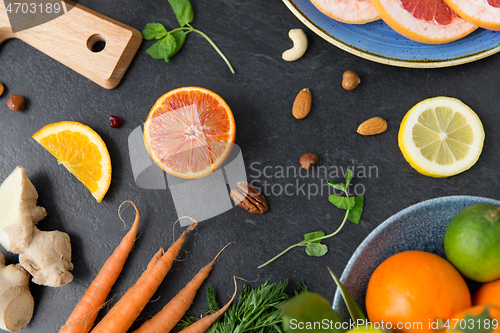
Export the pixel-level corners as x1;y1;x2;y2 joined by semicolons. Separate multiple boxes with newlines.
213;242;235;262
118;200;140;229
90;222;197;333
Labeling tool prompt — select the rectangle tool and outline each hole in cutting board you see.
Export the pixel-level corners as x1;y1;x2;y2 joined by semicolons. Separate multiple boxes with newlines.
87;34;106;53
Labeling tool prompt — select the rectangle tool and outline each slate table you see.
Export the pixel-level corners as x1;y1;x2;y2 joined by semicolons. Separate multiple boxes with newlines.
1;0;500;332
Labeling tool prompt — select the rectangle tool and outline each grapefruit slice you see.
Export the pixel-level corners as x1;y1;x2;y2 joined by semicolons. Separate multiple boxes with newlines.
143;87;236;179
444;0;500;31
311;0;380;24
370;0;478;43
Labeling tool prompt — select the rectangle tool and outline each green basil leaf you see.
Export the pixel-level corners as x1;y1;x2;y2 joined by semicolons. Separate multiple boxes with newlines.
345;169;353;188
327;180;345;192
327;267;366;322
329;195;355;210
170;30;186;57
146;34;177;62
347;195;364;225
167;0;194;27
305;243;328;257
145;38;167;60
280;292;345;333
142;23;167;40
304;230;325;243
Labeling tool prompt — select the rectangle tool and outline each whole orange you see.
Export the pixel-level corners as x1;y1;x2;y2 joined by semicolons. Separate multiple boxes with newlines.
444;305;500;333
473;279;500;306
366;251;471;333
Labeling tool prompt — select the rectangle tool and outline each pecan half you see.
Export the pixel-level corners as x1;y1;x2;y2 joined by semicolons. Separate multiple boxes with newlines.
230;181;268;214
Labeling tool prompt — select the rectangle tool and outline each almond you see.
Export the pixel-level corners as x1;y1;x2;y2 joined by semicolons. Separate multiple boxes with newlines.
357;117;387;135
292;88;312;119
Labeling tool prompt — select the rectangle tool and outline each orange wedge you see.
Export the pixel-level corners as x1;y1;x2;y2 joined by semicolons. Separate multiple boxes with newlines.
444;0;500;31
143;87;236;179
33;121;112;203
311;0;380;24
370;0;477;43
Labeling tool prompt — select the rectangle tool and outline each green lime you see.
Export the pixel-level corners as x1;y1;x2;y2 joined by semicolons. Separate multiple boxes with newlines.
444;204;500;283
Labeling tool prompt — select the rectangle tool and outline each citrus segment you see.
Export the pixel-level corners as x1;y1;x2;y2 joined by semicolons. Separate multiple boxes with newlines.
370;0;477;43
311;0;380;24
398;97;484;177
144;87;236;179
32;121;112;203
366;251;471;333
444;0;500;31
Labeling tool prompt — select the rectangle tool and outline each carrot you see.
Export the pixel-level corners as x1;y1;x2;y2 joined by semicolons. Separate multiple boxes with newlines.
90;221;198;333
132;242;234;333
134;248;163;285
59;201;141;333
178;277;238;333
70;248;162;332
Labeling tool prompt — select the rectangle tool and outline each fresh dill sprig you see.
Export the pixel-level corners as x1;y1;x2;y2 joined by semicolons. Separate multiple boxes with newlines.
175;280;306;333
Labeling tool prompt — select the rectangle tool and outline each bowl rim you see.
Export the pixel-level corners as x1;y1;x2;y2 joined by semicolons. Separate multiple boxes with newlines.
283;0;500;68
332;195;500;316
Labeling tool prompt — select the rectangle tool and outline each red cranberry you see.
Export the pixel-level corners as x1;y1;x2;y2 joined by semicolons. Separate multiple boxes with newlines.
109;115;122;128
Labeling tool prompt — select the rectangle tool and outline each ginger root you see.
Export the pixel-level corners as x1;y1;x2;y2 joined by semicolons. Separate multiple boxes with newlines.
0;167;74;287
19;227;73;287
0;253;34;332
0;167;46;253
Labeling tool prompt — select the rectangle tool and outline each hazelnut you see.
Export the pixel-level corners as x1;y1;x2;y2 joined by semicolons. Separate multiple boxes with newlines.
300;153;318;170
0;83;4;97
7;94;25;111
342;70;360;90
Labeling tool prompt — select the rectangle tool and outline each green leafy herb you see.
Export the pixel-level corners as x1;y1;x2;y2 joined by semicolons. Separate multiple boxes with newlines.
303;231;325;243
176;280;306;333
327;267;366;323
305;243;328;257
142;0;234;73
280;292;345;333
347;195;364;224
258;169;364;268
167;0;193;27
142;23;168;40
207;287;220;312
146;34;177;62
450;307;494;333
296;281;308;295
328;195;355;210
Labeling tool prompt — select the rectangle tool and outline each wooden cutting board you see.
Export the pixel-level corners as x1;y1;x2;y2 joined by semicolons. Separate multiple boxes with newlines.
0;0;142;89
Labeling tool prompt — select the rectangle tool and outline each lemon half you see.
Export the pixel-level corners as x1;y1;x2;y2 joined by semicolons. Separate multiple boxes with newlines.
398;97;484;178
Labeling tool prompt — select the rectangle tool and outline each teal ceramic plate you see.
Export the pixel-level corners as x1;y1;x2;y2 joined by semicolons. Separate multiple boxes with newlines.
283;0;500;68
332;196;500;320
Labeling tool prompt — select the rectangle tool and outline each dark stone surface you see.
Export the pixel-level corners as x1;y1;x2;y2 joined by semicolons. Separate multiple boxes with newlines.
1;0;499;331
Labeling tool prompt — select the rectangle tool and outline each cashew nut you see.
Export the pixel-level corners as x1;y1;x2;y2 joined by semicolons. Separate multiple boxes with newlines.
282;29;308;62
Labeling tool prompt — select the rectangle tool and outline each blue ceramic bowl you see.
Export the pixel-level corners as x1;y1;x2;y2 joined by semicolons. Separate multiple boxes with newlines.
332;195;500;321
283;0;500;68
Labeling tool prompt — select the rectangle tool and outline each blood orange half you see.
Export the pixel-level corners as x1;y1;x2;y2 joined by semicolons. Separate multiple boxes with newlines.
444;0;500;31
370;0;478;44
311;0;380;24
143;87;236;179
